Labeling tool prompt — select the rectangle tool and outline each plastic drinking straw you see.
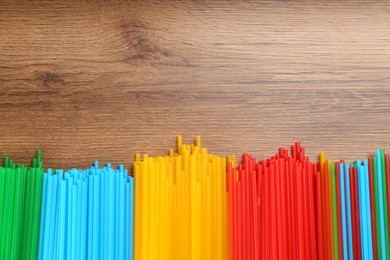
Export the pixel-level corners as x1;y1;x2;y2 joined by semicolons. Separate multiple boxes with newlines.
117;172;124;260
324;162;334;258
19;166;29;260
309;164;318;259
376;150;387;259
372;155;382;259
227;162;234;260
296;164;305;259
107;166;113;259
82;179;88;259
335;162;344;259
386;154;390;250
369;157;379;260
57;179;66;260
32;165;44;259
304;162;313;259
330;161;340;260
48;174;58;259
384;154;390;238
38;172;48;260
129;176;134;260
353;167;363;260
66;176;73;260
319;152;329;259
364;159;374;259
42;171;53;260
8;165;17;259
270;163;278;259
344;163;354;260
10;167;21;259
357;162;368;259
339;163;348;260
93;171;99;259
87;170;93;260
316;171;325;260
265;166;271;259
380;150;390;257
3;167;15;259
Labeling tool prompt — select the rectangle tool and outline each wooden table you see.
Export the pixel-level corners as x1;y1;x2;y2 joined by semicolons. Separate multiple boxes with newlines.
1;0;390;169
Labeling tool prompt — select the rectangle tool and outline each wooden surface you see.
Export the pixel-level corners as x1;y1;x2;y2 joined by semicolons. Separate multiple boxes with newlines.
1;0;390;170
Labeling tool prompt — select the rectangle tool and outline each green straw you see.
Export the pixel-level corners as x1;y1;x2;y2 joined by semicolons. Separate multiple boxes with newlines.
373;155;383;258
329;162;339;260
0;150;44;260
380;150;390;258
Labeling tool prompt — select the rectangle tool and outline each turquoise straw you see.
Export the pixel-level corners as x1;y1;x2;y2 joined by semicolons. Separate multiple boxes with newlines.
357;161;367;259
38;173;48;260
125;179;129;260
87;171;93;260
364;159;373;259
108;164;114;259
93;173;99;259
75;179;81;259
339;163;348;260
81;179;88;259
57;179;66;260
66;176;73;260
129;176;134;260
49;174;58;259
52;175;59;259
42;172;53;260
119;171;125;260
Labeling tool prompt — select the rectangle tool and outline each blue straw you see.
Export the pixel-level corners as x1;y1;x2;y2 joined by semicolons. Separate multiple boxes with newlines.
52;174;61;259
356;161;366;259
339;163;348;260
364;159;373;259
72;180;77;260
87;170;93;260
129;176;134;260
125;179;130;260
118;171;125;260
108;165;114;259
93;172;100;259
66;176;73;260
41;172;53;260
38;172;48;260
57;178;66;260
113;168;120;259
49;174;59;259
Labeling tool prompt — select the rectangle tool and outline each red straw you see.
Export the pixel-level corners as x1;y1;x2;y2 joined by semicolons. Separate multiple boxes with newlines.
270;163;278;259
385;154;390;248
369;158;379;260
315;171;324;260
324;163;333;258
264;167;270;259
227;163;234;260
351;168;362;260
308;163;318;259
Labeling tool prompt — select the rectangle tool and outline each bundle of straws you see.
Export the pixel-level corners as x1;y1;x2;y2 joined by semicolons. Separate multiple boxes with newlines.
0;150;44;259
1;136;390;260
133;136;229;260
38;162;134;260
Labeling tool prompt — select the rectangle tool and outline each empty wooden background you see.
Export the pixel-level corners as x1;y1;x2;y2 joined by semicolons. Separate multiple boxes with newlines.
1;0;390;170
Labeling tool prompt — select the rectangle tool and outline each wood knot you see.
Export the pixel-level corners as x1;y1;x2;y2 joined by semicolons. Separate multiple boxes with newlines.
41;72;65;86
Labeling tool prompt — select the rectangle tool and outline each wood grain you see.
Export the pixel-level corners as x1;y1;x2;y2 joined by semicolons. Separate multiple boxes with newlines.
1;0;390;170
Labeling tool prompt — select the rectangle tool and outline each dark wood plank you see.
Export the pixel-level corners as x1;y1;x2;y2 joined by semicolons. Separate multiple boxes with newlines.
1;0;390;169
